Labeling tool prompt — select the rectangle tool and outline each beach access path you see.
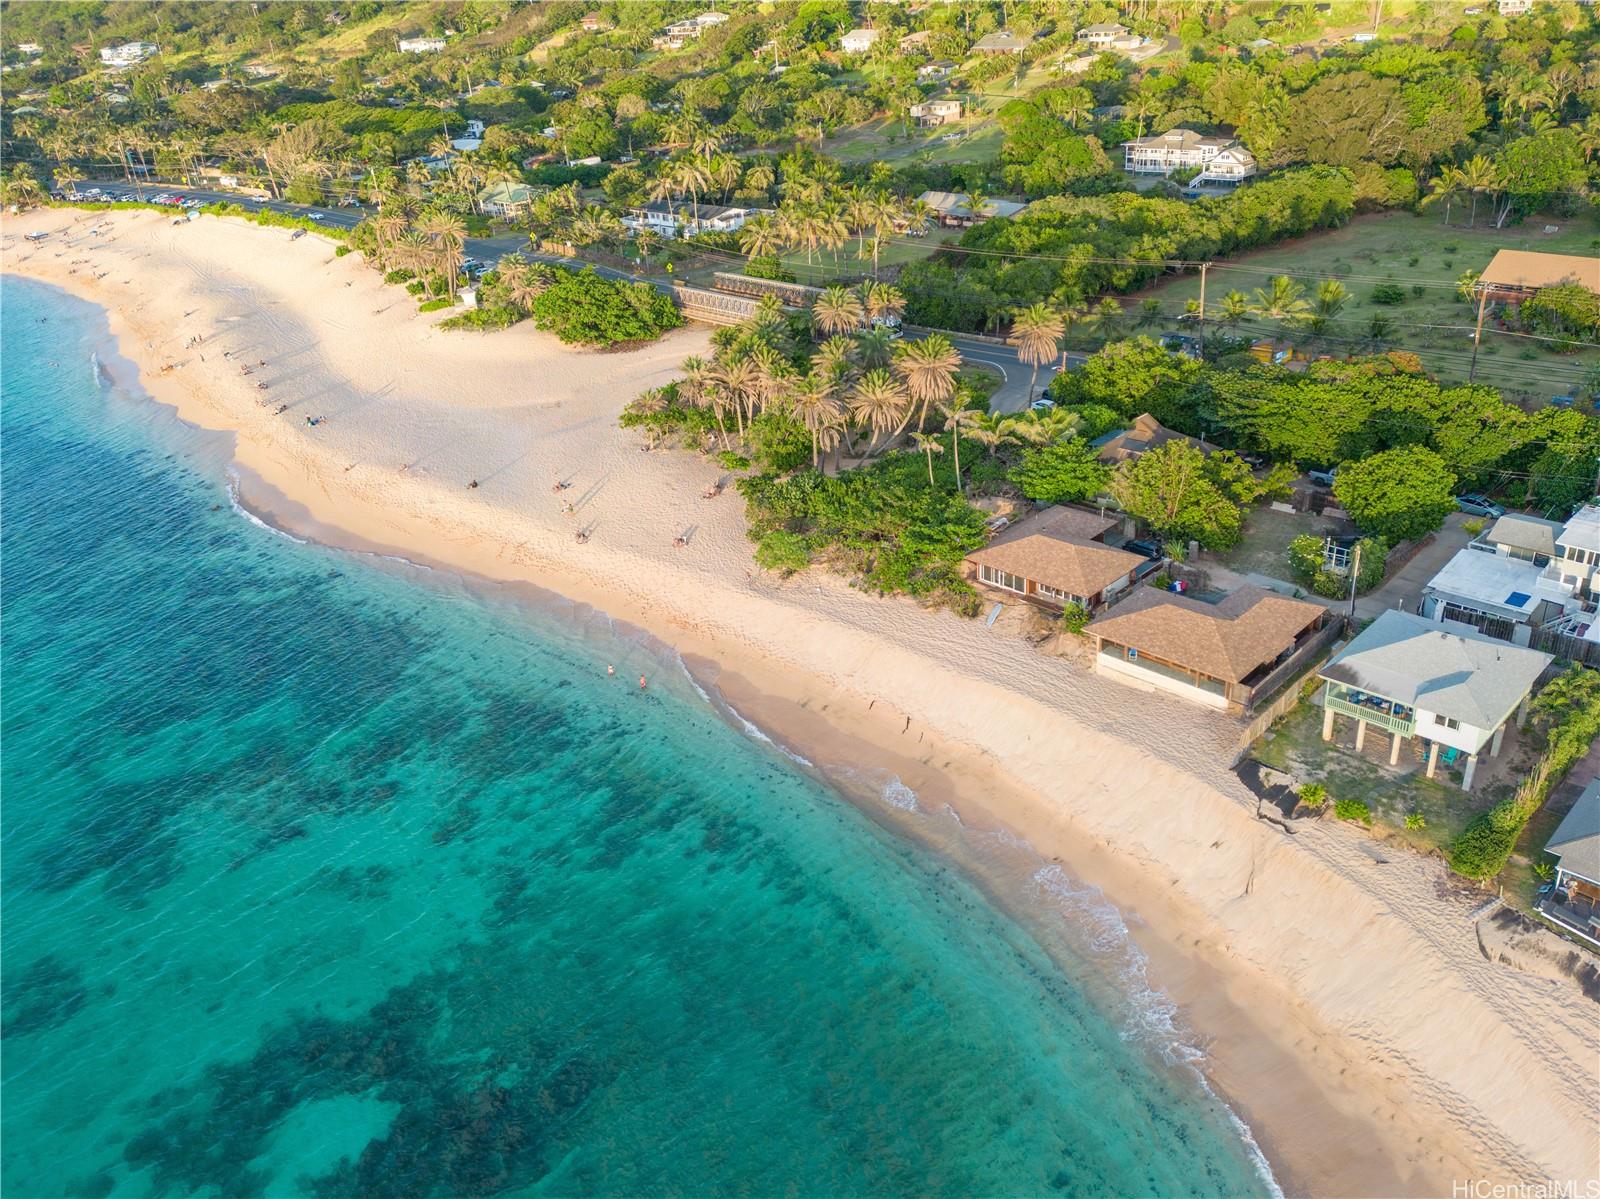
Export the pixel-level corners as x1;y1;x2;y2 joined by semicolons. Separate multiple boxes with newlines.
6;207;1596;1198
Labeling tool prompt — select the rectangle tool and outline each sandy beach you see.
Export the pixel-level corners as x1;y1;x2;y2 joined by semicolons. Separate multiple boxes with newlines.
6;207;1597;1198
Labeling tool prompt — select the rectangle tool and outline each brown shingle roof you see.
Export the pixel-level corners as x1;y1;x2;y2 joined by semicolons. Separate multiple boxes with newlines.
1479;250;1600;296
967;507;1142;598
1087;585;1325;684
1094;413;1208;464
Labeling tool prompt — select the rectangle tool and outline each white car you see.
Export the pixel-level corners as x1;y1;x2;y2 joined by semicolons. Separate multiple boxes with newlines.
307;212;324;221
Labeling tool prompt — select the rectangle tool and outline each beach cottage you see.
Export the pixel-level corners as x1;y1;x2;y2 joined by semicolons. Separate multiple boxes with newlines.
1317;610;1551;790
965;507;1149;614
1087;585;1331;712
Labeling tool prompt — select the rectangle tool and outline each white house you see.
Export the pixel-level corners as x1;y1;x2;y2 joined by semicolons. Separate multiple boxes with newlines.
1419;546;1579;644
1123;128;1255;181
451;118;487;151
1498;0;1535;14
1553;503;1600;602
972;30;1028;55
398;36;447;53
99;41;158;68
16;42;43;56
652;20;703;49
1542;778;1600;944
840;28;880;54
1076;23;1129;47
909;99;963;127
695;11;729;26
622;200;766;239
1195;145;1257;185
917;60;956;82
1318;610;1553;790
477;181;536;218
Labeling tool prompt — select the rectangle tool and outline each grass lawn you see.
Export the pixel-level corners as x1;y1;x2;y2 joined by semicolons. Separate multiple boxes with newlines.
1214;506;1343;581
1132;210;1600;402
1249;699;1527;852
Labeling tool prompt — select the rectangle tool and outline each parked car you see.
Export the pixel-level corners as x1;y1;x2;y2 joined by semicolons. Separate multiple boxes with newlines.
1030;397;1056;411
1456;494;1505;518
1124;539;1164;561
1307;468;1336;488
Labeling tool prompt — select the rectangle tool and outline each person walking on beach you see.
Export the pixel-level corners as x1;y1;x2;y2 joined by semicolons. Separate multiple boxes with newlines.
639;674;647;691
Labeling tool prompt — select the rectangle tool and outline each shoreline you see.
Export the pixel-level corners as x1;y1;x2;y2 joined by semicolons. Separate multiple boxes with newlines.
7;209;1597;1197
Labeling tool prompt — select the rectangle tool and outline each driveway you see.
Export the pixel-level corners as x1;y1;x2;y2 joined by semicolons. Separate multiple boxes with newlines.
1354;512;1475;620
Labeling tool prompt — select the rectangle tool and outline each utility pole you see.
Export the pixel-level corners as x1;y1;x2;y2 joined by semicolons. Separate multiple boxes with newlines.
1468;283;1489;383
1349;543;1362;622
1198;260;1210;356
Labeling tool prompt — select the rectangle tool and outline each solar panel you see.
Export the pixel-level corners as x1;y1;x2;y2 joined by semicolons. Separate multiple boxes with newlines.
1505;591;1532;607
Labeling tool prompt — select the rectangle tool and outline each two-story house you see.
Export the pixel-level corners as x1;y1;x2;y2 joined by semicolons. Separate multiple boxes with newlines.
1318;610;1551;790
909;99;963;127
1553;503;1600;602
622;200;766;239
1123;128;1256;182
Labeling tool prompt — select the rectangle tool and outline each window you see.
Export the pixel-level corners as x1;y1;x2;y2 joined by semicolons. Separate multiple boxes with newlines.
1036;584;1083;605
1433;714;1461;730
979;565;1026;594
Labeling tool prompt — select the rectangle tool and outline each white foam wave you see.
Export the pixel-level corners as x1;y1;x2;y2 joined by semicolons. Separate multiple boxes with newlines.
225;475;308;544
878;777;920;812
1031;864;1283;1198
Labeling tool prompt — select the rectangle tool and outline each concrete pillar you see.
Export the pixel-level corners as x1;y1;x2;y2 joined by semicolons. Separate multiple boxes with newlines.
1426;741;1440;779
1490;723;1505;757
1354;720;1367;752
1463;753;1478;791
1516;696;1530;727
1322;705;1335;741
1389;732;1402;766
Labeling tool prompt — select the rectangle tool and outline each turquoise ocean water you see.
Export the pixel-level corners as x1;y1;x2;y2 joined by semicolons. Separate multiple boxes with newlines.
1;275;1273;1199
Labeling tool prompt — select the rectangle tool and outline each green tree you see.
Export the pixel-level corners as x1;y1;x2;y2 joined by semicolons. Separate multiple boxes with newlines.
530;267;683;346
1009;440;1111;504
1332;446;1457;543
1109;442;1243;550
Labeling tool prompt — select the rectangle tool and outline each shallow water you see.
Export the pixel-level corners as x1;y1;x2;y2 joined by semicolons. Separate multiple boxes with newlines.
0;275;1271;1198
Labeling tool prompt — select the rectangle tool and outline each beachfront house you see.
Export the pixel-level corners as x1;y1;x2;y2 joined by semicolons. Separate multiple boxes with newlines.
1419;545;1579;645
916;191;1027;227
1317;610;1551;790
1123;129;1257;183
909;99;963;128
1541;777;1600;944
1077;23;1130;47
398;36;447;53
840;28;880;54
972;30;1029;55
965;507;1150;614
1091;413;1211;466
1087;585;1332;713
99;41;158;68
622;200;766;239
477;181;537;219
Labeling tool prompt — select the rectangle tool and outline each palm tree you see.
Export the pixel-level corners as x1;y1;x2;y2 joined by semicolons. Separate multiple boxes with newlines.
418;210;466;299
1218;290;1251;330
893;334;962;432
1091;298;1123;339
1135;298;1163;329
505;265;549;313
1422;165;1463;226
860;282;905;327
790;374;843;468
812;284;865;337
855;326;897;371
851;369;909;454
910;432;946;486
1306;280;1350;335
715;357;759;441
1249;276;1311;325
1457;155;1501;228
813;336;857;380
966;411;1019;459
962;188;989;224
674;157;711;224
53;164;85;198
940;395;976;494
739;215;784;261
1008;303;1065;401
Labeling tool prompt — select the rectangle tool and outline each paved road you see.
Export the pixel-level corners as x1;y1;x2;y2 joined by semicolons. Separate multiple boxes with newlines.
80;180;1068;407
